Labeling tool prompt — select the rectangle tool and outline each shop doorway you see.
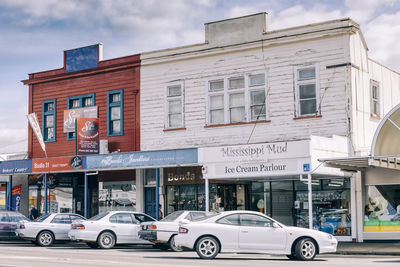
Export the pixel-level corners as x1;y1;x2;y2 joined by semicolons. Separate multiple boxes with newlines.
145;187;156;218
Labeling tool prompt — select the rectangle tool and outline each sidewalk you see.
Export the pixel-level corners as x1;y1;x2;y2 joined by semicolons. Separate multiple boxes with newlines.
336;241;400;255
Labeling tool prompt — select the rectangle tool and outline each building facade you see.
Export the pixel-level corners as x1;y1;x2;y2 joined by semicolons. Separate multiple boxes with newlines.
139;13;400;241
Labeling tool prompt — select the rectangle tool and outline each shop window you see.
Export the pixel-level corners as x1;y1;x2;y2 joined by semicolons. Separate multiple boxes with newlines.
294;64;320;117
109;213;134;224
144;169;156;186
107;89;123;136
370;80;380;117
67;93;95;140
165;82;184;129
364;185;400;232
42;99;56;142
206;72;267;125
98;180;136;213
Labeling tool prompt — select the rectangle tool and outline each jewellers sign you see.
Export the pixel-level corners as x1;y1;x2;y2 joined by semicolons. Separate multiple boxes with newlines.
199;140;311;179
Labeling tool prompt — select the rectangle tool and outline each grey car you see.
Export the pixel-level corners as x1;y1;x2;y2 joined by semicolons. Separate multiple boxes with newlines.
0;210;29;241
16;213;86;246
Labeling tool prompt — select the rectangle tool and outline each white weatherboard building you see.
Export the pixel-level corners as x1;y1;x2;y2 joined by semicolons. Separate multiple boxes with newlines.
139;13;400;242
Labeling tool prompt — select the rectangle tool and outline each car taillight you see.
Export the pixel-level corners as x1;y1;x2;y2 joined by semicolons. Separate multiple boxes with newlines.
148;225;157;230
71;224;85;230
178;227;188;234
19;224;25;229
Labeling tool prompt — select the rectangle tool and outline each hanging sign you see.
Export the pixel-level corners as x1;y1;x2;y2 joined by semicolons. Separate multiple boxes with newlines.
63;106;98;133
11;185;21;211
77;117;100;155
27;113;47;157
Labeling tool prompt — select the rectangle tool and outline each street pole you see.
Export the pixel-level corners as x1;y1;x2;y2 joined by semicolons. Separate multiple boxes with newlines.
44;173;48;214
84;172;88;218
8;175;12;211
308;173;313;229
205;178;209;212
155;168;159;220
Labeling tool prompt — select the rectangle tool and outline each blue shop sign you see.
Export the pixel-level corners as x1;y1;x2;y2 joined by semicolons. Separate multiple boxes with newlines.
0;159;32;174
84;148;198;170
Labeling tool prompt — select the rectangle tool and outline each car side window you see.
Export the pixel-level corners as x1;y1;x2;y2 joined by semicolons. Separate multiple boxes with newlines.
51;214;72;224
240;214;273;227
109;213;134;224
188;212;206;221
0;213;8;222
134;214;154;223
216;214;240;225
8;214;27;222
70;215;84;222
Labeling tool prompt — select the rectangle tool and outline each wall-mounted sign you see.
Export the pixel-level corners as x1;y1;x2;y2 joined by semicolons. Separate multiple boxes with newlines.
63;106;98;133
164;167;203;186
85;148;198;170
77;117;99;155
32;156;83;173
199;140;311;179
65;44;102;73
0;159;32;174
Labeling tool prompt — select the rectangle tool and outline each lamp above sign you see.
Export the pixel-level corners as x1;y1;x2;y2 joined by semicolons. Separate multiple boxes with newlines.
64;44;103;73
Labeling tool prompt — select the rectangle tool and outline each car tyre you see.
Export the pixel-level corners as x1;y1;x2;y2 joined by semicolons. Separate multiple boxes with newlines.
286;254;297;260
169;235;183;252
87;242;99;248
294;238;317;261
97;231;116;249
36;231;54;247
195;236;220;259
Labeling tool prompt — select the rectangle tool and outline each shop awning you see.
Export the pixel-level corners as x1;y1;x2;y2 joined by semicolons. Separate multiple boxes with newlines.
319;156;400;171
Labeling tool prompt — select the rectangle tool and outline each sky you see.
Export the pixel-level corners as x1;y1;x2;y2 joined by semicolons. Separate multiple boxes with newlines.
0;0;400;155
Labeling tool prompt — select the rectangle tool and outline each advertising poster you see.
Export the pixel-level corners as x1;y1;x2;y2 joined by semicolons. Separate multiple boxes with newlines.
63;106;98;133
77;117;100;155
11;185;22;211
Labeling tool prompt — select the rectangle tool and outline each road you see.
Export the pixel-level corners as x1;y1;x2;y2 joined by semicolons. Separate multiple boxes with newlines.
0;243;399;267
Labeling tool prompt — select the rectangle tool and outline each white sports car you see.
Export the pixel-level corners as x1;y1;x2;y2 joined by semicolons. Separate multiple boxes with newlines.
16;213;86;246
175;210;337;261
139;210;208;251
68;211;156;249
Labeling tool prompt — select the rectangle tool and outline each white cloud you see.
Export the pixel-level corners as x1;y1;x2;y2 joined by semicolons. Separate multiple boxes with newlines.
226;6;259;18
344;0;398;23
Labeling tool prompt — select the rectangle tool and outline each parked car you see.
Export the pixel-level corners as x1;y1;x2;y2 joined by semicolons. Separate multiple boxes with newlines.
68;211;156;249
175;210;337;261
16;213;86;246
139;210;209;251
0;210;29;241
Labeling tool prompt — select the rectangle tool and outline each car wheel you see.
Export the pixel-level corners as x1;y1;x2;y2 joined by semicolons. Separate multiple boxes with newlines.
36;231;54;247
87;242;99;248
195;236;220;259
295;238;317;261
97;231;116;249
169;235;183;252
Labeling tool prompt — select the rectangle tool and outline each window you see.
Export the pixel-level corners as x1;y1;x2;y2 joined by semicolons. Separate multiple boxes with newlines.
371;80;380;117
42;99;56;142
294;65;320;117
165;82;184;129
109;213;133;224
51;214;72;224
207;72;267;125
67;94;95;140
107;89;123;136
240;214;273;227
70;215;85;222
216;214;240;225
134;213;154;222
8;214;28;222
0;213;8;222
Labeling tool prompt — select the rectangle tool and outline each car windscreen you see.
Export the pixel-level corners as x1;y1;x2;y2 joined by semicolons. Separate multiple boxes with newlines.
191;212;218;222
35;214;51;222
161;210;185;222
88;212;109;221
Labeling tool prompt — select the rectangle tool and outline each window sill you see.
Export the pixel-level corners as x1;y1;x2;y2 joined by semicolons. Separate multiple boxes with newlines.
204;120;271;128
163;128;187;132
370;114;381;120
293;115;322;120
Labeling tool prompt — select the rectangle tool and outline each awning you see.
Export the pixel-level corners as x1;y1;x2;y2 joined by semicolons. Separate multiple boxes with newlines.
319;156;400;171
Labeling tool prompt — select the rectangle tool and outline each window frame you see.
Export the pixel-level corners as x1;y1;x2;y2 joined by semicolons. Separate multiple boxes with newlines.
107;89;123;136
42;99;56;142
66;93;95;140
165;81;185;129
206;71;268;126
370;80;380;117
294;64;320;117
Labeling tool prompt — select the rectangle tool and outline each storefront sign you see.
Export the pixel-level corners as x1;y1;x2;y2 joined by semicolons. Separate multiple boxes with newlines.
199;141;311;179
63;106;98;133
77;117;100;155
164;167;203;186
0;159;32;174
11;185;21;211
32;156;83;173
85;148;198;170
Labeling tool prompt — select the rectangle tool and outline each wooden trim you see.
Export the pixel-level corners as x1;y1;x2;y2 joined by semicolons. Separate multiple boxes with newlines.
163;127;187;132
293;115;322;120
204;120;271;128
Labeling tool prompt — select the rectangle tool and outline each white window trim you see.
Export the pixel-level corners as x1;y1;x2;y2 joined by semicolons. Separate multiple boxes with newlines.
370;79;380;117
206;71;268;125
294;64;320;117
165;80;185;129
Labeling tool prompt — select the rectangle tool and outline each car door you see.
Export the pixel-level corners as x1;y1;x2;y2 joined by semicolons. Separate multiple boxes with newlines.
0;213;10;240
214;214;240;251
50;214;72;240
109;213;137;244
239;214;287;252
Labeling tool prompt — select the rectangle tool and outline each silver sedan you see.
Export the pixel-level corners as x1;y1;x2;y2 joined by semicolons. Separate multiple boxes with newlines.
16;213;86;246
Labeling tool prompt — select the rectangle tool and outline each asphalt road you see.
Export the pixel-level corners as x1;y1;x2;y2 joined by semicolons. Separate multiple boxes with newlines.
0;242;399;267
